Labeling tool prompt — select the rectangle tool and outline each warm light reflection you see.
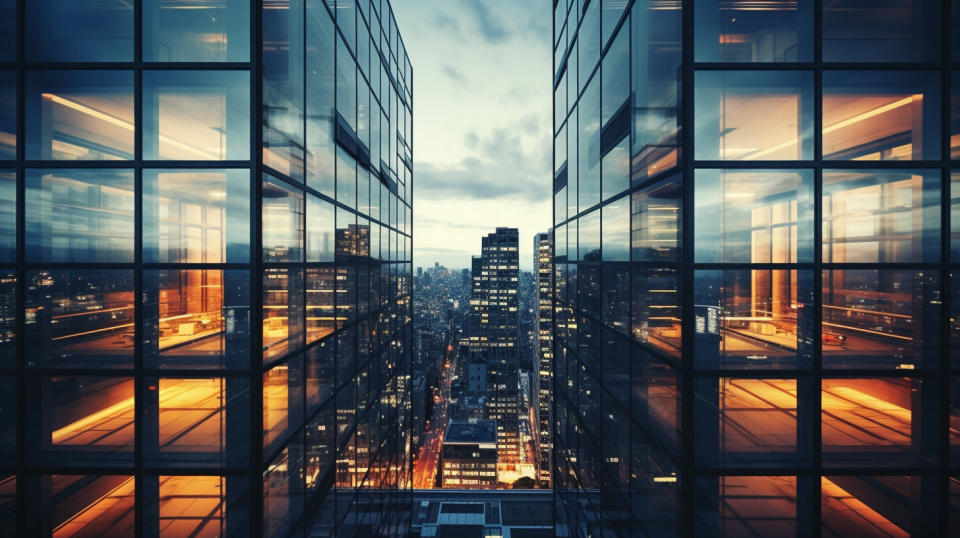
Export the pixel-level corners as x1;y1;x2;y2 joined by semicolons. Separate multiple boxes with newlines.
157;476;225;537
821;477;908;537
51;476;135;538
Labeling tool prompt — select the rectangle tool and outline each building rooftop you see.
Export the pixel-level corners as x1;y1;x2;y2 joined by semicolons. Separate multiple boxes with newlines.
443;420;497;445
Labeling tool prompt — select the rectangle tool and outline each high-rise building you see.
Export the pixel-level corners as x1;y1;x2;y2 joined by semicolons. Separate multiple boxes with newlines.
533;231;554;488
553;0;959;536
466;227;527;483
0;1;412;536
440;420;499;489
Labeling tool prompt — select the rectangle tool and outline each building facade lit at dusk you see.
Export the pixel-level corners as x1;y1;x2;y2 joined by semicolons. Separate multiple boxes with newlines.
534;230;554;488
553;0;960;536
0;0;412;536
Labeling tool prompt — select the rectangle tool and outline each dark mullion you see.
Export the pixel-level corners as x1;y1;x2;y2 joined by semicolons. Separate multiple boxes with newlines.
251;0;264;536
132;0;144;533
812;1;823;535
13;0;24;533
939;0;953;534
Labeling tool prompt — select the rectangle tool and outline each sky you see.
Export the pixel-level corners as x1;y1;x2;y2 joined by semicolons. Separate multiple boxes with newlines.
392;0;553;272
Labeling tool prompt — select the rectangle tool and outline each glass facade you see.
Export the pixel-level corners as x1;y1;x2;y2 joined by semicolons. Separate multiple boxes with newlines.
553;0;957;536
3;0;413;536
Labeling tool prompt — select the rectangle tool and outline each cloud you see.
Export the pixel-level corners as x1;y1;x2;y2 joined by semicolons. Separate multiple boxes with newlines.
433;12;460;32
441;64;465;82
462;0;511;43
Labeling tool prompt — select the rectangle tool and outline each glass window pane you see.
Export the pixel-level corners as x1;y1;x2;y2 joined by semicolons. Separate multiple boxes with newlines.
602;197;629;261
336;146;357;209
0;71;14;160
263;0;305;181
306;195;335;262
337;35;357;134
567;106;578;218
631;174;681;262
0;171;14;262
822;270;939;371
823;71;940;161
26;377;135;466
144;378;249;467
823;0;939;62
695;0;812;62
0;274;14;368
0;377;13;458
822;378;937;468
262;175;304;262
601;26;629;127
145;1;249;62
0;1;14;62
632;1;680;182
694;270;814;370
601;0;628;48
142;475;247;538
336;207;357;259
579;76;601;211
143;70;250;161
26;169;135;263
823;170;940;263
694;476;804;537
32;475;134;536
579;210;600;261
27;0;133;61
307;3;336;197
822;475;933;537
263;268;304;361
578;0;600;94
307;268;335;343
26;70;134;161
695;71;813;161
336;265;356;327
602;138;629;201
951;71;960;160
143;169;250;264
142;270;250;371
306;341;334;413
264;356;303;451
695;169;814;264
25;270;135;369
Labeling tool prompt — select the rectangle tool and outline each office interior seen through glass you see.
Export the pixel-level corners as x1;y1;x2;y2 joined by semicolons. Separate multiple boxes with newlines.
0;0;413;536
553;0;960;536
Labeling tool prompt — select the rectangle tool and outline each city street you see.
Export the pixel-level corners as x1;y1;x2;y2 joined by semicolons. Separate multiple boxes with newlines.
412;335;458;488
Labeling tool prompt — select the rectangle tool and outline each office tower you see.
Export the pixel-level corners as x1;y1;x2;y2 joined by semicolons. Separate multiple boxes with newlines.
440;420;499;489
533;231;554;488
467;227;527;483
1;0;412;536
553;0;958;536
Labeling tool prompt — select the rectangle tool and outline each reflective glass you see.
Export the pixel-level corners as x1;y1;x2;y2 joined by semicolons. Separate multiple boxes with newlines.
0;71;14;160
26;377;135;466
306;340;334;412
822;270;939;370
695;169;814;263
27;0;133;61
263;268;304;361
579;76;601;211
601;138;629;201
695;71;813;161
556;72;567;134
954;274;960;368
142;270;250;371
0;274;13;367
578;0;600;94
822;378;937;467
694;476;805;536
263;447;304;538
631;174;680;262
694;270;815;370
579;210;600;261
567;107;578;218
0;1;13;62
337;36;357;134
602;197;629;261
307;268;335;343
952;71;960;160
337;146;357;209
822;475;933;537
0;171;13;262
823;0;939;62
144;0;250;62
25;70;134;161
601;26;629;127
263;0;304;181
601;0;628;48
143;169;250;264
823;170;940;263
695;0;812;62
306;194;335;262
823;71;940;161
262;175;304;262
336;265;356;327
307;3;337;197
141;475;246;538
0;377;12;457
25;169;135;263
143;70;251;161
264;357;303;451
25;270;135;369
336;207;357;259
32;475;135;536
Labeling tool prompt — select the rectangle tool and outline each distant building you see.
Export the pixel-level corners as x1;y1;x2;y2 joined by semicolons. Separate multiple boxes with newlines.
533;231;553;487
417;266;423;277
441;420;499;489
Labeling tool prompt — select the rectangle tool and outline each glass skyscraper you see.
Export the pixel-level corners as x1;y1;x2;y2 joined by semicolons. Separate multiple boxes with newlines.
553;0;960;536
0;0;412;536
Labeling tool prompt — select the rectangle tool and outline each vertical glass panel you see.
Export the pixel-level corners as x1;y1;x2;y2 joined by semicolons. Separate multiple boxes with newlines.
954;72;960;160
567;106;578;218
822;270;939;370
0;274;13;367
954;274;960;369
25;270;135;369
694;270;814;370
263;0;304;181
0;377;13;458
337;0;357;52
601;26;629;127
142;476;241;538
951;378;960;462
336;266;356;327
578;0;600;94
823;71;940;161
823;0;939;62
337;35;357;134
0;0;14;62
555;186;567;226
556;72;567;134
306;268;335;343
358;168;370;216
142;270;250;371
579;209;600;261
822;475;934;537
25;169;134;263
823;170;940;263
0;71;14;160
602;138;629;202
695;0;812;62
822;377;935;467
263;268;304;361
556;124;567;175
143;169;250;264
262;175;304;262
336;208;357;258
27;0;133;61
567;38;578;105
25;70;134;160
695;378;810;468
694;476;805;537
337;146;357;209
0;474;12;531
579;76;601;211
26;377;135;466
32;475;134;536
307;2;337;197
695;71;813;161
263;445;304;538
0;171;14;262
632;0;681;182
631;174;681;262
632;267;681;358
306;340;334;413
306;195;335;262
601;0;628;48
143;377;249;467
144;0;250;62
143;70;251;161
602;197;629;261
264;357;304;451
695;169;813;263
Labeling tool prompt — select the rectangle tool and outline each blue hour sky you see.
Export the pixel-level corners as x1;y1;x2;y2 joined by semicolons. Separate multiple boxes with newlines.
392;0;553;271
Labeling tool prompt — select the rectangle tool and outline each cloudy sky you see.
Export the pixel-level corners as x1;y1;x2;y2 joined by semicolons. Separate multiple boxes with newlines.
392;0;553;271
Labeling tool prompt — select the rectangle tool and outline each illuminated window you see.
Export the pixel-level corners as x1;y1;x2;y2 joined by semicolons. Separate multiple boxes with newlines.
694;476;804;536
33;475;135;536
695;0;813;62
263;357;303;451
144;1;250;62
821;475;927;536
262;175;304;262
262;268;304;362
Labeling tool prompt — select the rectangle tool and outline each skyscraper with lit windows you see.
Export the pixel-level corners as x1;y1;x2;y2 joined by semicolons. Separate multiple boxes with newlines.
0;0;412;536
534;230;554;488
553;0;959;536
